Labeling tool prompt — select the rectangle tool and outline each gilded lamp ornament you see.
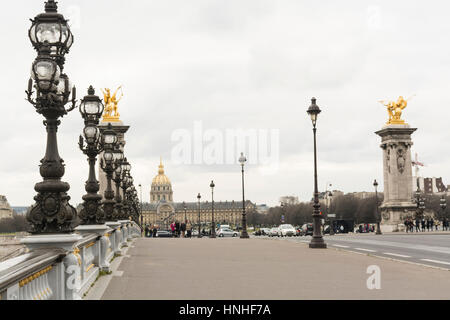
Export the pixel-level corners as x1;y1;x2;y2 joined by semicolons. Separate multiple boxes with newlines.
379;96;414;125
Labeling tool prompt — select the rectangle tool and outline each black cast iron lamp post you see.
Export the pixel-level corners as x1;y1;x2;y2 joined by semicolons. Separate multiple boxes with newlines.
78;86;105;225
183;201;187;224
26;1;78;234
121;158;132;220
239;153;249;239
112;148;124;220
307;98;327;249
210;181;216;238
373;179;382;235
100;124;119;221
197;193;202;238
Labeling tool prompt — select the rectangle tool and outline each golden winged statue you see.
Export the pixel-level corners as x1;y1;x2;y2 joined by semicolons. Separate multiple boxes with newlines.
101;86;123;122
379;95;415;125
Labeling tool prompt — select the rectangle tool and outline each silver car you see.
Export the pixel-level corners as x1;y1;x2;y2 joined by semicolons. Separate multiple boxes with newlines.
217;228;239;237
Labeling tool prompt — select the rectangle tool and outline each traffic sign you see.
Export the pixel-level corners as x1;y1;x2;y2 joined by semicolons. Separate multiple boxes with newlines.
328;214;336;218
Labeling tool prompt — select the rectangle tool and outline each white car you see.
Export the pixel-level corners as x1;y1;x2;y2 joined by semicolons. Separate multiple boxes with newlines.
261;228;271;236
278;224;296;237
268;227;279;237
217;228;239;237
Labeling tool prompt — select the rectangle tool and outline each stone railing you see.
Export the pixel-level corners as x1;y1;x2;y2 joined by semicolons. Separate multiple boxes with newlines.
0;220;141;300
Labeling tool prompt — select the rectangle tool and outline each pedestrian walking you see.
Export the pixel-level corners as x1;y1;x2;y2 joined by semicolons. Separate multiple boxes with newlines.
144;225;149;237
175;220;181;237
152;225;158;238
149;226;153;238
186;221;192;238
415;218;420;232
170;222;176;237
181;221;186;238
421;218;426;232
430;218;434;231
426;218;430;232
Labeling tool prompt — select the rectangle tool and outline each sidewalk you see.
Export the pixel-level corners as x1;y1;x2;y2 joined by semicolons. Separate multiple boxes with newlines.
99;238;450;300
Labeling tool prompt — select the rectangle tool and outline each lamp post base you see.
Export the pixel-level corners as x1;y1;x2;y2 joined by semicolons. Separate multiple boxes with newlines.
309;237;327;249
240;232;250;239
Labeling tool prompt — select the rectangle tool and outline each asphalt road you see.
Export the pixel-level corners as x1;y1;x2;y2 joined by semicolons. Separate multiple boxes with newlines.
262;233;450;270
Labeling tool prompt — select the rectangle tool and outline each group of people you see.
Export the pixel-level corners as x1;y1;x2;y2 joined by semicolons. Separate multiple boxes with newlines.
169;220;193;238
404;217;450;232
144;225;159;238
144;221;194;238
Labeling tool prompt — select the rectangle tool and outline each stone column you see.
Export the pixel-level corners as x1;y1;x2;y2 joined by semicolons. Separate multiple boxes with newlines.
375;124;417;232
98;121;130;201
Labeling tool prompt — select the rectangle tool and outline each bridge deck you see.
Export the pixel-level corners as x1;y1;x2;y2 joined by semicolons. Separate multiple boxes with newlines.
98;237;450;300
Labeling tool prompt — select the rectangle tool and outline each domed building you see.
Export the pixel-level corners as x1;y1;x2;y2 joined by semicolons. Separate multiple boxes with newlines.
150;159;173;203
142;159;256;230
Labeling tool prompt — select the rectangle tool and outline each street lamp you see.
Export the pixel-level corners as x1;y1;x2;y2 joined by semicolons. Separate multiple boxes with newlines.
183;201;187;224
210;181;216;238
307;98;327;249
120;158;132;220
239;152;249;239
112;147;124;220
139;184;143;230
328;191;335;236
197;193;202;238
100;124;119;221
25;1;78;234
78;86;105;225
373;179;382;235
440;195;447;231
280;203;285;224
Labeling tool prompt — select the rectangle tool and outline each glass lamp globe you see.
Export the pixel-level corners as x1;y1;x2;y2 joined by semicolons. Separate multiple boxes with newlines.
103;151;113;162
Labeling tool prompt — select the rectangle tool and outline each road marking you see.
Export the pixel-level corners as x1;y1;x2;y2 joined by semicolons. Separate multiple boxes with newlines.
114;271;124;277
332;244;350;248
383;252;411;258
420;259;450;266
355;248;376;252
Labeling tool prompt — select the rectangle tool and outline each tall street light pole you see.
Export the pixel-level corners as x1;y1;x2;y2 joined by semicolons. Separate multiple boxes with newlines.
307;98;327;249
197;193;202;238
210;181;216;238
239;153;250;239
373;179;382;235
183;201;187;224
78;87;105;226
26;1;78;234
139;184;143;232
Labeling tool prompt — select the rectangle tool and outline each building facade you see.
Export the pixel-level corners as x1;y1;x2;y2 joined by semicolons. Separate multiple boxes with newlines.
142;161;256;228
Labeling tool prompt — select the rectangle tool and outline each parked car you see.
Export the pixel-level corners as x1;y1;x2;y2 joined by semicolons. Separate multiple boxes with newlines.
155;230;171;238
301;223;314;236
278;224;296;237
261;228;271;236
295;227;303;236
217;228;239;237
268;227;279;237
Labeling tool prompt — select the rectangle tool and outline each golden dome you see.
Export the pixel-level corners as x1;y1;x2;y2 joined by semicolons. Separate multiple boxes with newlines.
152;158;171;185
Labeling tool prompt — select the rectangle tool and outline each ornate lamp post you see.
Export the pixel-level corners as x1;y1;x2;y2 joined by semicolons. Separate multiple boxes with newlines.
112;147;124;220
26;1;78;234
373;180;382;235
307;98;327;249
78;86;105;225
440;195;447;231
239;153;249;239
139;184;143;229
119;158;131;220
197;193;202;238
100;124;119;221
210;181;216;238
183;201;187;224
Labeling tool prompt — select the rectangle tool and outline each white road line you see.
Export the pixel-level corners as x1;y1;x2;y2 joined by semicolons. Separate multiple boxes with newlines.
383;252;411;258
355;248;376;252
332;244;350;248
420;259;450;266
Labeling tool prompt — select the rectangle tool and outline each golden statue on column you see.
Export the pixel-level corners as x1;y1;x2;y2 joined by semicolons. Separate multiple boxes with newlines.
379;95;415;125
101;86;123;122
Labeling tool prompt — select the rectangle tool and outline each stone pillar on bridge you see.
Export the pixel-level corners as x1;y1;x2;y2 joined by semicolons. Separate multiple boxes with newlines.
376;124;417;232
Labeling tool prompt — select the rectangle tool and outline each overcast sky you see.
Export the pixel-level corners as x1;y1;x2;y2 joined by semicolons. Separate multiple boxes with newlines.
1;0;450;207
